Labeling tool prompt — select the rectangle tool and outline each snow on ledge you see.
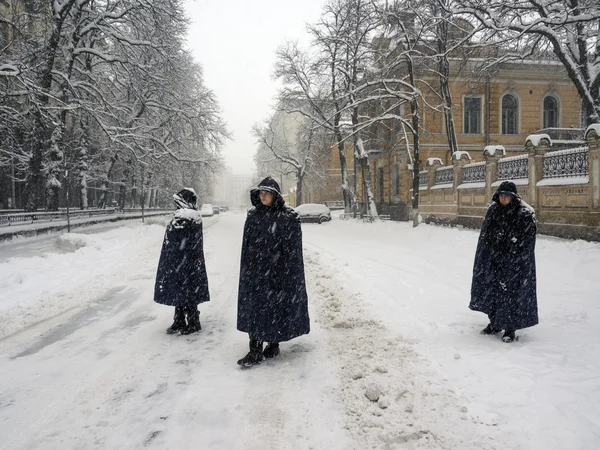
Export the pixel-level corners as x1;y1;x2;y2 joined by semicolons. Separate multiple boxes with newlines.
543;146;588;157
426;157;443;166
499;153;528;162
526;134;552;146
453;151;472;160
585;124;600;138
457;182;486;190
491;178;529;187
483;145;506;156
464;161;486;168
537;176;589;187
431;183;454;190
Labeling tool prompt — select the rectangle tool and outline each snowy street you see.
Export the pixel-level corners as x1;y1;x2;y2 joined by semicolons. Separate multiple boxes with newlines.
1;213;599;449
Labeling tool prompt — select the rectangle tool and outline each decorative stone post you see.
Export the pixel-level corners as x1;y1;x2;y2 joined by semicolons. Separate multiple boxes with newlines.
452;151;472;206
526;135;552;207
586;126;600;209
483;146;505;202
426;158;442;188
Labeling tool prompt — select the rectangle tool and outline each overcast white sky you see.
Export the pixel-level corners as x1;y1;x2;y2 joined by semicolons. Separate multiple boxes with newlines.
184;0;325;175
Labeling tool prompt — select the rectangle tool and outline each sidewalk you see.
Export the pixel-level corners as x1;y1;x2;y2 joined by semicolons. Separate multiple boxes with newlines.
0;210;171;241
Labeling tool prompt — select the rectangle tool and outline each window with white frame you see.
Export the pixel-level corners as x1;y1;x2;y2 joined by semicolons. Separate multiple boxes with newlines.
543;96;559;128
392;164;400;197
501;94;518;134
463;96;482;134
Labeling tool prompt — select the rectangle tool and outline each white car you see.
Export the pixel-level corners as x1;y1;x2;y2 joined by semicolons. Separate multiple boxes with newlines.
294;203;332;224
200;204;214;217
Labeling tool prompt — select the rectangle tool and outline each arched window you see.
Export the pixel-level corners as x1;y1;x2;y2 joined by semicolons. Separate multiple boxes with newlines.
502;94;518;134
543;96;559;128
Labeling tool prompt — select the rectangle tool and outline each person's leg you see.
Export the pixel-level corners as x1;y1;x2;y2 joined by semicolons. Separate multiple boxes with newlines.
237;336;264;367
165;307;186;334
263;342;280;359
502;330;516;343
481;311;501;335
180;305;201;335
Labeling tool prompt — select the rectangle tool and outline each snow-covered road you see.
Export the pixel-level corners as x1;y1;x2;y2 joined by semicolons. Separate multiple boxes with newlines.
1;212;599;449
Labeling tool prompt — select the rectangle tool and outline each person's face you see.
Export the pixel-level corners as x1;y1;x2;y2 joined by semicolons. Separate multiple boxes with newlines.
499;194;513;206
259;190;274;206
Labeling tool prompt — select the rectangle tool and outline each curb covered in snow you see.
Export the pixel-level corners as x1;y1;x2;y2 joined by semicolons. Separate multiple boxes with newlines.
0;212;170;242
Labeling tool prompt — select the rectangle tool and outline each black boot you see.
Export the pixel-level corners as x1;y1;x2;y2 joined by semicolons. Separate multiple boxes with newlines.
502;330;516;343
237;339;264;367
166;307;186;334
263;342;280;359
179;307;201;335
480;323;501;335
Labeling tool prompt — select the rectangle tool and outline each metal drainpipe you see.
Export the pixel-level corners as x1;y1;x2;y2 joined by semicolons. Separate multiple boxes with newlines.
486;77;491;146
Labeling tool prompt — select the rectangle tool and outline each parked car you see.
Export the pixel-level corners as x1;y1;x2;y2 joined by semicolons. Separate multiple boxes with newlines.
212;206;220;215
200;204;214;217
294;203;332;224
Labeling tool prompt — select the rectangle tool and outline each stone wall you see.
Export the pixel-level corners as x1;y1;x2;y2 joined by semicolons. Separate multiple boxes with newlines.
416;126;600;241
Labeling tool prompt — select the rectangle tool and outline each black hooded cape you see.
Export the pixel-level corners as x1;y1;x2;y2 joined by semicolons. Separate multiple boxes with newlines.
237;177;310;342
154;189;210;307
469;191;538;330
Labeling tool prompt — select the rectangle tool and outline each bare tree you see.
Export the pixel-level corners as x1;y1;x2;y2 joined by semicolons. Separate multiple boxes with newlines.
253;111;326;205
0;0;228;211
275;1;355;212
454;0;600;125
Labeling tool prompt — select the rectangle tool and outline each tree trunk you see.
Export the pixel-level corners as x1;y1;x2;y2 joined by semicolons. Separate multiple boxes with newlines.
296;171;304;206
334;128;352;212
410;96;420;228
24;118;45;211
45;124;64;211
98;154;118;209
355;137;378;219
438;19;458;156
80;174;88;210
407;54;421;227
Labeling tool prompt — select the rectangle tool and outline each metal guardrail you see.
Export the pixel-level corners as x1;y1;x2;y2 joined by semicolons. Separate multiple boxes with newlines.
462;162;486;183
542;146;589;178
497;154;529;180
435;166;454;185
0;208;171;227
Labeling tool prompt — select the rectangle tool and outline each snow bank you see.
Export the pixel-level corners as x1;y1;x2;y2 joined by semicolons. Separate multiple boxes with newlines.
54;233;98;252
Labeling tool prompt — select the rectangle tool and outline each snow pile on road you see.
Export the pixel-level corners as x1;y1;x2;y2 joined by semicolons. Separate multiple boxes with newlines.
54;233;99;252
305;248;499;449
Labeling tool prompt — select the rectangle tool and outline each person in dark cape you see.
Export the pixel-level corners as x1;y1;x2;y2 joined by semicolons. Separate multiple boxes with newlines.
236;176;310;366
470;181;538;342
154;187;209;335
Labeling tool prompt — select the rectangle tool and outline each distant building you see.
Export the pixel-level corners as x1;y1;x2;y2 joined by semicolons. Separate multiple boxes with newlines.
213;167;255;208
